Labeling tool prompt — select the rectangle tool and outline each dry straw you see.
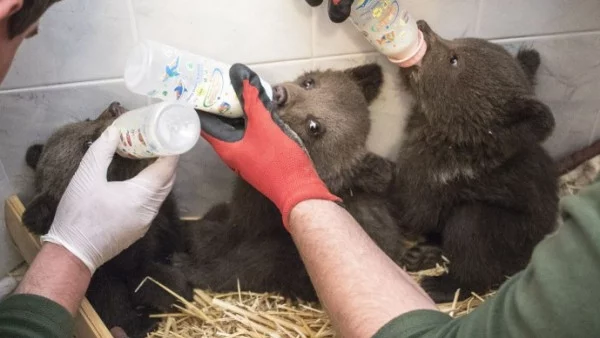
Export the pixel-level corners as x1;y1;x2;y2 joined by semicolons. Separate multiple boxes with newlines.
145;264;495;338
146;154;599;337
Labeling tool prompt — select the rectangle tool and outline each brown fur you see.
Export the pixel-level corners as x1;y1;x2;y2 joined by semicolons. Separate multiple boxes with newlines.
8;0;61;39
22;102;192;338
392;21;559;302
178;64;438;301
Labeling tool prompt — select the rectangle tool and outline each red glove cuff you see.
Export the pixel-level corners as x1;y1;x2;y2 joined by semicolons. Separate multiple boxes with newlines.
280;181;341;230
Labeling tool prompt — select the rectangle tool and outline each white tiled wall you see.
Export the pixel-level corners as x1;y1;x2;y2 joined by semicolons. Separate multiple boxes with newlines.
0;0;599;277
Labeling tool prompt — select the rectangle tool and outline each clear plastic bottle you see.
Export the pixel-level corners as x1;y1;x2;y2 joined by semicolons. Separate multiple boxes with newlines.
349;0;427;67
112;101;200;159
124;40;273;118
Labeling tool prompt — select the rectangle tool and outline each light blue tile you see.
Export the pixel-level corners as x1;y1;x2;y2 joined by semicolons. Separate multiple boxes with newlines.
499;33;600;158
479;0;600;38
1;0;135;89
402;0;480;38
132;0;312;65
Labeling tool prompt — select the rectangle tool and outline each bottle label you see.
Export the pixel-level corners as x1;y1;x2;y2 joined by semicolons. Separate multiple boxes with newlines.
203;68;224;109
352;0;417;55
146;50;241;117
116;128;160;159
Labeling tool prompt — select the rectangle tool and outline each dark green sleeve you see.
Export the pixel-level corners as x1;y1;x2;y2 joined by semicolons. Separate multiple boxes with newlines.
374;181;600;338
0;294;74;338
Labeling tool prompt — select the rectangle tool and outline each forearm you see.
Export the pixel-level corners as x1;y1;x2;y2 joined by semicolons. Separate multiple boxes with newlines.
15;242;91;315
289;199;437;338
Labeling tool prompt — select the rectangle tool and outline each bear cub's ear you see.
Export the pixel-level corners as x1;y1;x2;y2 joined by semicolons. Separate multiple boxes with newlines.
345;63;384;104
507;96;555;143
25;144;44;170
516;48;541;85
22;193;59;235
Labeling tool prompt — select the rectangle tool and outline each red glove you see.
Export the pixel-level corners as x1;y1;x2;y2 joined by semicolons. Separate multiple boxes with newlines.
306;0;355;23
199;64;340;229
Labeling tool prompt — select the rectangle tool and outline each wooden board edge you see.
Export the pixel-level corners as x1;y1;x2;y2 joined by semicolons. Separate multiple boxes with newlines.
5;196;39;264
77;300;114;338
5;195;113;338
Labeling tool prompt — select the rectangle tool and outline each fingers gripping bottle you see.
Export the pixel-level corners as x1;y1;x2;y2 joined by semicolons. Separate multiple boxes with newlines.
349;0;427;67
124;40;273;118
112;101;200;159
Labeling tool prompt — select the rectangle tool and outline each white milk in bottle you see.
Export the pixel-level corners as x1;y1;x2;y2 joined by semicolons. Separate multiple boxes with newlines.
349;0;427;67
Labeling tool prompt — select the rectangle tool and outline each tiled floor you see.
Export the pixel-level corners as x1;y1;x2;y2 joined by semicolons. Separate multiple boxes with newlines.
1;0;599;276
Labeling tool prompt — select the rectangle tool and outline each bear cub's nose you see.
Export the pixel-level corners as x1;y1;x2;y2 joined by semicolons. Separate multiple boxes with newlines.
272;85;288;106
417;20;431;33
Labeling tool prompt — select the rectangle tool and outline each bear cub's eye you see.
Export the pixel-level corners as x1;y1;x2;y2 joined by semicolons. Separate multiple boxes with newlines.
450;54;459;67
307;119;324;137
85;140;93;148
302;78;315;90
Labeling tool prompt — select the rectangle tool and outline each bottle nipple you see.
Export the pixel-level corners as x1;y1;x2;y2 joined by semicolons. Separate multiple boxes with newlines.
388;30;428;68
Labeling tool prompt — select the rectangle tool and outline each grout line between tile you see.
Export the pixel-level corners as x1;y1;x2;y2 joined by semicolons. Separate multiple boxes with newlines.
16;26;593;94
313;51;382;61
588;109;600;145
248;51;381;67
126;0;139;43
311;7;317;58
0;78;124;95
0;51;385;93
490;29;600;43
474;0;484;36
0;160;14;196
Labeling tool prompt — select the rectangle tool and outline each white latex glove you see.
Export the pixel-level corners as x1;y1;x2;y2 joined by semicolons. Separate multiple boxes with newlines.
41;126;179;273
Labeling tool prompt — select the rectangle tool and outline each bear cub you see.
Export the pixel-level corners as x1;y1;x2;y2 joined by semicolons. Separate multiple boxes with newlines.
178;64;438;301
23;102;193;338
393;20;559;302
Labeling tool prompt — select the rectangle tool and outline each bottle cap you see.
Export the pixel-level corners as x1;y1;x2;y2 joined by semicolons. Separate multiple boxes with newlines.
388;30;428;68
154;103;201;154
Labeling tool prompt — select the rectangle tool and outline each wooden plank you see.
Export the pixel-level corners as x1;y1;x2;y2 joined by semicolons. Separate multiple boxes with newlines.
5;196;39;264
5;195;112;338
76;300;113;338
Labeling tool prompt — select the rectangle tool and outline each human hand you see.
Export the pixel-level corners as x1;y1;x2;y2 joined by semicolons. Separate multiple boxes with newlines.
199;64;340;229
305;0;354;23
41;126;178;273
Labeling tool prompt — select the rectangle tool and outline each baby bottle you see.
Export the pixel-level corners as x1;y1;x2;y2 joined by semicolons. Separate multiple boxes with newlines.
124;40;273;118
111;101;200;159
349;0;427;67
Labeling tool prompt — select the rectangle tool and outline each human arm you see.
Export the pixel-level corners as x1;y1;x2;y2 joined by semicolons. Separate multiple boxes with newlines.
200;64;437;337
14;243;91;315
0;244;86;338
290;199;437;338
371;181;600;338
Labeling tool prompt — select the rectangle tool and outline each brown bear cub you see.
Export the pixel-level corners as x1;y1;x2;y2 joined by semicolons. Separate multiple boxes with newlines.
178;64;436;301
393;20;559;302
23;102;193;338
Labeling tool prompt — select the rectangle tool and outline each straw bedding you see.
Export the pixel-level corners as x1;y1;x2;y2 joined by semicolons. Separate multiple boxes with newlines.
146;264;494;338
147;154;600;338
